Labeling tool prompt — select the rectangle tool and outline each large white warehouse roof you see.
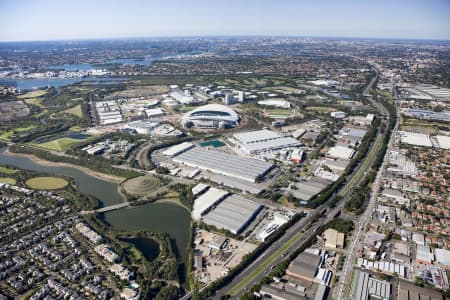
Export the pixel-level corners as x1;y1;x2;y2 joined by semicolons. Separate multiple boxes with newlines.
173;145;272;182
233;129;300;154
192;187;229;220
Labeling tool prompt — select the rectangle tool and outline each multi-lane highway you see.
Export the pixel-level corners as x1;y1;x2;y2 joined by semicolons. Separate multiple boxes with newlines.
210;69;391;299
335;88;399;300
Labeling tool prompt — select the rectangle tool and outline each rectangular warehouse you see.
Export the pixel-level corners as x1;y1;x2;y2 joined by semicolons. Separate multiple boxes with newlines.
192;187;229;220
202;195;263;234
233;129;300;154
173;146;272;182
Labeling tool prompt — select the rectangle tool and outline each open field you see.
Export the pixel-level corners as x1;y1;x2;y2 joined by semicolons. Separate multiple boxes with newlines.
306;106;337;113
263;108;301;118
33;137;85;152
0;125;38;141
25;176;68;190
0;166;18;175
17;89;48;99
0;177;17;185
123;175;161;197
65;104;83;117
106;85;169;98
24;97;45;108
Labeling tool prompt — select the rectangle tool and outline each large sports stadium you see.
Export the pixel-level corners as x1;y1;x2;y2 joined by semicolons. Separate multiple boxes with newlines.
181;104;240;129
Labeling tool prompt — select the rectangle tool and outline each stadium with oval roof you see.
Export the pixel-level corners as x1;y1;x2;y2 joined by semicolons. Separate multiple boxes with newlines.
181;104;240;129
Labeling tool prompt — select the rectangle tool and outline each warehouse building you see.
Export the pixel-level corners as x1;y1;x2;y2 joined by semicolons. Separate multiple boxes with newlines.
162;142;195;157
323;228;345;249
172;145;273;182
399;131;432;147
233;129;300;155
202;194;263;234
192;187;229;220
286;252;322;282
327;145;355;159
351;270;391;300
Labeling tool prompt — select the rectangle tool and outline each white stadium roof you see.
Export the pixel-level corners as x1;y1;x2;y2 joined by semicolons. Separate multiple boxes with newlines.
182;104;239;125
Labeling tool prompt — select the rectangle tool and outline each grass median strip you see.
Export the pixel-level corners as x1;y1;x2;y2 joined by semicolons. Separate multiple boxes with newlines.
339;132;383;196
229;230;305;296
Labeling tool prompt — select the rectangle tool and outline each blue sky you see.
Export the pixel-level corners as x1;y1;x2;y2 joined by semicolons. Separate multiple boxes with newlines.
0;0;449;41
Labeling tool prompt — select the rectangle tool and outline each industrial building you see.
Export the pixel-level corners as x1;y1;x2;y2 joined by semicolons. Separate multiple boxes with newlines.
181;104;240;129
162;142;195;157
435;249;450;267
233;129;300;155
399;131;432;147
95;101;123;125
398;281;443;300
259;284;307;300
327;145;355;159
202;194;263;234
172;145;273;182
192;187;229;220
322;228;345;249
330;111;346;119
286;252;322;282
351;270;391;300
122;120;160;135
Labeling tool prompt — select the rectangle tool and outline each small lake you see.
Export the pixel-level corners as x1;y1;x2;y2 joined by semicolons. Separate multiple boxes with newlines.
0;148;122;207
102;202;191;282
120;236;160;262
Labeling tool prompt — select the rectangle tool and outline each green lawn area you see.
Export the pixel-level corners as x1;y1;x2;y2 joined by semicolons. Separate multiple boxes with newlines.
0;125;38;141
306;106;337;113
123;175;161;197
229;230;305;296
33;137;84;152
17;89;48;99
0;177;17;185
0;166;18;175
24;97;45;108
25;176;68;190
69;125;86;132
264;108;300;118
66;104;83;117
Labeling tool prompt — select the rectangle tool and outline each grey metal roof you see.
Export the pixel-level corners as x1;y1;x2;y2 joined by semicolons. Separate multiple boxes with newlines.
202;195;263;234
289;252;321;279
173;146;272;182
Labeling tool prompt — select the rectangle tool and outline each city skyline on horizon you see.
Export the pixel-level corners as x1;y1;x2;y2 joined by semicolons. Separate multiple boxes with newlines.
0;0;449;42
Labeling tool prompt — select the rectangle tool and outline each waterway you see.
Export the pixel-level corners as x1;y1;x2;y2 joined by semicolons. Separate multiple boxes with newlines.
120;236;160;262
0;148;191;278
101;202;191;282
0;77;128;90
0;148;122;207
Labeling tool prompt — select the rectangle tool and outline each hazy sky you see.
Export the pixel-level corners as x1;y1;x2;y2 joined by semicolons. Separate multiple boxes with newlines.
0;0;449;41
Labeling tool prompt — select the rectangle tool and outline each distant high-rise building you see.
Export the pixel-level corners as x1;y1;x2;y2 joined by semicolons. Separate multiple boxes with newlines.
224;93;235;105
238;91;245;102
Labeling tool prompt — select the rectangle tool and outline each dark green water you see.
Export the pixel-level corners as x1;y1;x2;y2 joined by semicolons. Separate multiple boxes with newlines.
120;237;160;262
102;202;191;280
